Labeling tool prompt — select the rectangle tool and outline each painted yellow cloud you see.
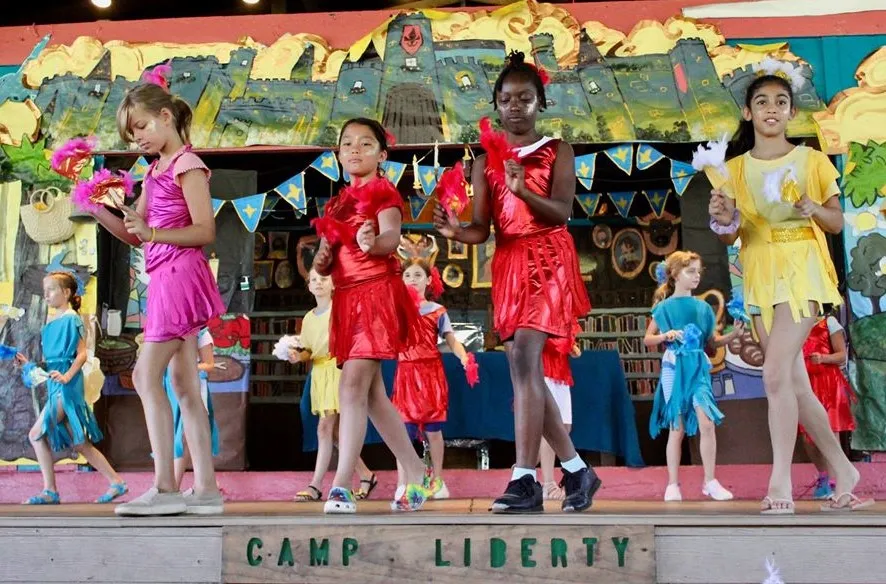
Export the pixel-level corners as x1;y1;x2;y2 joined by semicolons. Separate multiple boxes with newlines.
0;99;41;146
611;17;724;58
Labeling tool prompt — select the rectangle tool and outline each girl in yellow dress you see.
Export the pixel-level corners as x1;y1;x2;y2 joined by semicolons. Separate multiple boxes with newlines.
289;268;376;501
707;63;871;514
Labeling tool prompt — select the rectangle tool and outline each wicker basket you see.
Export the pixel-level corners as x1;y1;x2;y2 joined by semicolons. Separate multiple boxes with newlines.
96;337;138;375
19;187;76;244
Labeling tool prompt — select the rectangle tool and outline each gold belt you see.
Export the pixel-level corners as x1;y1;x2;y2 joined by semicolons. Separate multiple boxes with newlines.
771;226;815;243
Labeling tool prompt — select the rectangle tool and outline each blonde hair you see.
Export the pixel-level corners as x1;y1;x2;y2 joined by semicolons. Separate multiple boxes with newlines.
116;83;193;145
652;250;702;306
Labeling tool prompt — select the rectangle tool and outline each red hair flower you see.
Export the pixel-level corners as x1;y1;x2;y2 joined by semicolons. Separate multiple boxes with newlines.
141;62;172;92
384;129;397;148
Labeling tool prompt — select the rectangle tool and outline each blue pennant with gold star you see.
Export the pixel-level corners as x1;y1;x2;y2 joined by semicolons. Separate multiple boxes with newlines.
574;153;597;191
232;193;267;233
670;160;695;196
211;198;226;217
644;189;670;217
417;165;440;197
603;145;633;175
129;156;150;182
575;193;601;217
635;144;665;171
316;197;330;217
310;151;341;182
409;195;430;221
381;161;407;186
608;191;636;218
275;172;307;215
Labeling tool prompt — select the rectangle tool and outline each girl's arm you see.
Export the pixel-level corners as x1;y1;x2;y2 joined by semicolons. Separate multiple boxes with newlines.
824;328;848;365
710;321;745;348
365;207;403;256
443;331;469;365
435;156;492;245
797;195;843;234
709;189;739;245
51;337;87;384
197;343;215;373
153;170;216;247
288;349;312;363
94;196;144;247
508;141;575;224
644;319;678;348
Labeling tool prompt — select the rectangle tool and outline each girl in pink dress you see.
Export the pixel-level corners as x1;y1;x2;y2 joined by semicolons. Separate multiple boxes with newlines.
86;79;225;516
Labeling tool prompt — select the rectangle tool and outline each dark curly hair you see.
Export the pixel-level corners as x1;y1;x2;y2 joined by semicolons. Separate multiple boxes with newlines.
492;51;547;111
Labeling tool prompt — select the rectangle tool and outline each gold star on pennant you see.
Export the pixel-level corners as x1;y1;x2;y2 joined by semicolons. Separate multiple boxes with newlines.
423;169;436;184
579;162;591;176
638;149;652;164
321;154;335;168
283;183;302;202
386;167;398;180
243;204;256;218
613;148;629;162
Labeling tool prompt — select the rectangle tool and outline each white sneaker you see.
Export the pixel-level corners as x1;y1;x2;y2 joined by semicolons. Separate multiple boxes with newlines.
324;487;357;514
703;479;734;501
114;487;186;516
433;480;450;500
664;483;682;502
182;488;224;515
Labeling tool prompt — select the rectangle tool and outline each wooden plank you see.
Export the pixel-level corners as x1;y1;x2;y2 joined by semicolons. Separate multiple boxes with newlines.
656;527;886;584
223;524;654;583
0;527;222;583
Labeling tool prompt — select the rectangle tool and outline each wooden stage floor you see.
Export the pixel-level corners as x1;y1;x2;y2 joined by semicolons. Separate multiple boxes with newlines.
2;499;886;583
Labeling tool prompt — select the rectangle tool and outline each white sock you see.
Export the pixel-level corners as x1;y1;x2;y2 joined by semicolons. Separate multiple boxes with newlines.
511;467;536;482
561;455;587;473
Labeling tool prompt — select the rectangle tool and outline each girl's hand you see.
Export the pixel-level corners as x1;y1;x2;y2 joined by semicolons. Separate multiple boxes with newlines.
433;204;462;239
14;353;28;366
49;370;71;384
121;205;152;242
570;344;582;358
312;238;333;272
504;160;527;198
809;352;824;365
794;195;819;218
664;330;683;343
460;355;470;367
732;320;745;337
708;189;735;225
356;221;376;253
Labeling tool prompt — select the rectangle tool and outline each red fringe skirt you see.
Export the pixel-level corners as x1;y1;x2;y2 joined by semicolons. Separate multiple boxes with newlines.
329;273;418;365
491;228;590;343
392;357;448;425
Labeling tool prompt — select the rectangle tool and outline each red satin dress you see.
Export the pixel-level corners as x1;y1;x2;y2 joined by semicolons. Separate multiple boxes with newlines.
393;303;449;426
487;138;591;344
799;319;856;441
325;179;417;365
542;339;573;386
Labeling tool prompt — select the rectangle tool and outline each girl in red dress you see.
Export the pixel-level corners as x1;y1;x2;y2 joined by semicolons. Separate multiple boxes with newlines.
394;257;470;499
801;311;855;500
435;52;600;514
312;118;436;513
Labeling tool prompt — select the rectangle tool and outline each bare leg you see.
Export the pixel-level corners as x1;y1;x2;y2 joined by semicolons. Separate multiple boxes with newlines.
331;360;374;489
168;337;218;495
133;340;184;492
173;446;190;491
28;405;58;493
803;439;829;474
310;414;337;489
666;425;685;486
539;437;557;486
75;442;123;485
427;431;445;480
696;408;717;483
365;368;425;484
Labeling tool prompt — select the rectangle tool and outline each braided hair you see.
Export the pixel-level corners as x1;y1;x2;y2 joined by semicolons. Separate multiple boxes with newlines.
492;51;548;111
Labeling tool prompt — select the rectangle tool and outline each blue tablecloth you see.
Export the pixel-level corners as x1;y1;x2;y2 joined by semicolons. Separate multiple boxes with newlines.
300;350;644;467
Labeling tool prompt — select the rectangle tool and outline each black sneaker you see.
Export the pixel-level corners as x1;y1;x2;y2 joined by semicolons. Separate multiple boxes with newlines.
490;474;543;514
561;466;602;512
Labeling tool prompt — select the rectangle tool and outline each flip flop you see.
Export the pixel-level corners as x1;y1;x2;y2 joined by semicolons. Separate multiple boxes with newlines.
760;496;795;515
355;473;378;500
821;492;875;512
294;485;322;502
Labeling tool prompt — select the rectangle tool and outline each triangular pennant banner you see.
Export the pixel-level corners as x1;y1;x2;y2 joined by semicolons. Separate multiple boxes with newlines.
232;193;267;232
381;161;407;186
608;191;636;218
574;153;597;191
310;151;341;182
211;198;226;217
417;165;439;197
261;195;280;220
670;160;695;196
644;189;670;217
409;196;430;221
604;145;633;175
635;144;665;171
316;196;330;217
275;172;307;215
129;156;150;182
575;193;601;217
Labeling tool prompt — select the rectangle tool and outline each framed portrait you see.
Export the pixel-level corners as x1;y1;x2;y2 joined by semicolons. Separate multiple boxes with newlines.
592;224;612;249
611;227;646;280
448;239;468;260
267;232;289;260
253;261;274;290
471;229;495;289
275;260;295;289
442;264;464;288
254;232;267;260
295;235;319;280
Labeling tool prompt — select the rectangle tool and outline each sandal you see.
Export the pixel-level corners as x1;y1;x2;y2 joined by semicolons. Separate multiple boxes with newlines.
294;485;322;502
821;492;875;512
355;473;378;500
96;482;128;504
760;496;795;515
25;489;60;505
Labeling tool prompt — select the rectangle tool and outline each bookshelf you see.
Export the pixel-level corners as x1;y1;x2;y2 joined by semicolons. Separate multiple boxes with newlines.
576;307;661;400
249;310;308;404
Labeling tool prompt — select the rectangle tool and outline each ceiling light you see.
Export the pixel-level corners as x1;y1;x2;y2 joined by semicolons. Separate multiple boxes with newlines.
242;0;260;4
91;0;112;8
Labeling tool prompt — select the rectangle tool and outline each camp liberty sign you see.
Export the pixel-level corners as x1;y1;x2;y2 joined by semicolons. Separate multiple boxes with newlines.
222;524;654;583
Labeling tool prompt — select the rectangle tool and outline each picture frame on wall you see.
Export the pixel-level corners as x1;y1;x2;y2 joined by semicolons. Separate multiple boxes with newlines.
267;232;289;260
471;228;495;289
254;232;267;260
611;227;646;280
253;260;274;290
448;239;468;260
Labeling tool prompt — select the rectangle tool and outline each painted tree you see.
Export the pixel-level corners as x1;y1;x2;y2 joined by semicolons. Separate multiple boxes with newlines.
847;232;886;315
842;140;886;209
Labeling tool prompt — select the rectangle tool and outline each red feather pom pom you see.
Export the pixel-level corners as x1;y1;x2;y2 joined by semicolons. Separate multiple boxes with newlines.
141;62;172;91
348;177;403;217
310;217;355;246
72;168;134;213
406;283;424;310
531;64;551;86
428;267;444;300
51;136;97;181
479;117;517;179
464;353;479;387
436;161;469;218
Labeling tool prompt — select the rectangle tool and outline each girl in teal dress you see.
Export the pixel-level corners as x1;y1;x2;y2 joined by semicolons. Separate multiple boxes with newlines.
644;252;743;503
16;272;127;504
